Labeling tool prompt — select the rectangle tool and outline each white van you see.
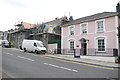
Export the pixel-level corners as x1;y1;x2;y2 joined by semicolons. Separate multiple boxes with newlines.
22;39;46;54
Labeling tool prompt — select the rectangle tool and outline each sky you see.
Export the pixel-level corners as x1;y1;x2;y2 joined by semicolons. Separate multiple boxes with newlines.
0;0;119;31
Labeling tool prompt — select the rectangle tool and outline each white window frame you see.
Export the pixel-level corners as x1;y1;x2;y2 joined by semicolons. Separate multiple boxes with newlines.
67;38;76;50
95;36;107;52
80;23;88;35
69;40;74;50
95;19;105;33
68;25;75;36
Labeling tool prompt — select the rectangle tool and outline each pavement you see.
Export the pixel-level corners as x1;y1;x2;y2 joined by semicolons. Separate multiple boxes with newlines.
44;54;120;68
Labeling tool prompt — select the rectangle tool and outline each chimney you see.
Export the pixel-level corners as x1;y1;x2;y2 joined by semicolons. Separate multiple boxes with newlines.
69;16;73;22
55;17;59;20
116;2;120;13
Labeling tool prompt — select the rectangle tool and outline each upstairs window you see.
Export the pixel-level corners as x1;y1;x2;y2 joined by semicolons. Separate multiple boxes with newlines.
69;26;74;35
96;20;105;33
81;23;87;34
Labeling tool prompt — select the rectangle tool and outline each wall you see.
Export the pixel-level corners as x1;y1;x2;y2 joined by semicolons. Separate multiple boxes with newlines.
0;32;3;40
62;16;118;50
48;44;57;54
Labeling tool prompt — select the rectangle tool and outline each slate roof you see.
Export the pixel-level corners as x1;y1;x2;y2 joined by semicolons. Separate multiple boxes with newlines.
44;16;68;26
63;12;118;27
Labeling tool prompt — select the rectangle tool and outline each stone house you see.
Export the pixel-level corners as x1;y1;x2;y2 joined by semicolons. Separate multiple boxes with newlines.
30;17;68;53
7;22;34;48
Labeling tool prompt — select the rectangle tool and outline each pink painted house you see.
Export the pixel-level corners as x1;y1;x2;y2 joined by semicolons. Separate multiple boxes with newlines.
61;12;119;56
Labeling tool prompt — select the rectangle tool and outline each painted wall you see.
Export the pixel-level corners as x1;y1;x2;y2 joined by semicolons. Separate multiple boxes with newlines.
62;16;118;50
48;44;57;53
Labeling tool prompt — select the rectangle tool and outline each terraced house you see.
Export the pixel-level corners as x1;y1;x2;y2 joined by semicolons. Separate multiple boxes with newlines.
61;12;119;57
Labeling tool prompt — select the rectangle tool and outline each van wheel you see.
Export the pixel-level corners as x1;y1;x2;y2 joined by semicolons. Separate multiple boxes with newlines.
43;53;45;55
35;50;38;54
24;48;26;52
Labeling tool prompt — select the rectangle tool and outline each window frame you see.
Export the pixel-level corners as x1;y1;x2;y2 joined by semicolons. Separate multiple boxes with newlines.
67;39;76;50
68;25;75;36
80;23;88;35
95;19;105;33
95;37;106;52
69;40;74;50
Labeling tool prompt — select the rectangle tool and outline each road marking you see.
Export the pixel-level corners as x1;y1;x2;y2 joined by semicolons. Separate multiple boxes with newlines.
53;58;114;70
43;57;114;70
44;63;78;72
17;56;35;61
14;50;114;70
5;53;13;56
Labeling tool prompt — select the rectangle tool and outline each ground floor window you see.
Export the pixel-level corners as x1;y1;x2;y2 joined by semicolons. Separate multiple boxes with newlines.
96;37;106;52
69;40;74;50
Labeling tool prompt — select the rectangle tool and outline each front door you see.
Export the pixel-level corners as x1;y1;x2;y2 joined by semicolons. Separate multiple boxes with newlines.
81;43;87;55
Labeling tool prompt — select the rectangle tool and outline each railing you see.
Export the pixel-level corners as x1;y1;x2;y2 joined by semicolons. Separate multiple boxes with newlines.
53;48;118;57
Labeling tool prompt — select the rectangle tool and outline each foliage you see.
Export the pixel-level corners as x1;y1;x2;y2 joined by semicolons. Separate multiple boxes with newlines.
118;27;120;37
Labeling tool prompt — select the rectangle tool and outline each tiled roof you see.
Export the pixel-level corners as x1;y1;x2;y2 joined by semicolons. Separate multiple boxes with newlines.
63;12;118;27
15;22;34;29
22;22;34;29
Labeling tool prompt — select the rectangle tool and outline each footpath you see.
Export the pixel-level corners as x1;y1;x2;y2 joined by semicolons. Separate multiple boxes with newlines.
44;54;120;68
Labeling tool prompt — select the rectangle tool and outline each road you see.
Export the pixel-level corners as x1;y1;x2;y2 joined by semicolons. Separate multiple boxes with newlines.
1;48;119;79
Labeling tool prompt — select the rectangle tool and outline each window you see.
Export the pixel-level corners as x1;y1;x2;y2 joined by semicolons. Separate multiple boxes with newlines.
96;37;106;52
96;20;104;33
69;26;74;35
69;40;74;50
81;23;87;34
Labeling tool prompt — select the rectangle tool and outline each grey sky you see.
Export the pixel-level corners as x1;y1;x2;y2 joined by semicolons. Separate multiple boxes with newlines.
0;0;119;31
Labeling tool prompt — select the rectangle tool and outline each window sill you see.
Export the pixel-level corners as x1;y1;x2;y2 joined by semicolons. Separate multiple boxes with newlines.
96;51;106;53
81;33;87;35
97;31;104;33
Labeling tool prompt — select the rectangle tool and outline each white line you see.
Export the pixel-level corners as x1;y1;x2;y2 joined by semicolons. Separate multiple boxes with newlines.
5;53;13;55
17;56;35;61
44;63;78;72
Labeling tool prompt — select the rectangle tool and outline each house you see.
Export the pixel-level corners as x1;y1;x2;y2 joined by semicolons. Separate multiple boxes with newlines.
116;1;120;56
29;17;68;53
0;31;8;40
61;12;119;57
7;22;34;48
0;31;3;40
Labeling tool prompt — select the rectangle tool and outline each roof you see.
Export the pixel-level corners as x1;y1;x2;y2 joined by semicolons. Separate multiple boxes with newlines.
22;22;34;29
44;16;68;26
62;12;118;27
8;28;30;34
29;32;61;36
15;22;34;29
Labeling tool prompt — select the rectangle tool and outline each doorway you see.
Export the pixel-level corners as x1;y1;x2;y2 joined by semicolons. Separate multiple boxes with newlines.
79;38;88;55
81;43;87;55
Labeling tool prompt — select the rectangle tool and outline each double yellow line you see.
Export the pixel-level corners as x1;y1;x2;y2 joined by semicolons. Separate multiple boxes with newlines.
20;51;115;70
43;56;114;70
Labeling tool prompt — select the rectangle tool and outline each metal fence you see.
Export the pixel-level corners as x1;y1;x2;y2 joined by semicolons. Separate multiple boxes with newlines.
54;48;118;57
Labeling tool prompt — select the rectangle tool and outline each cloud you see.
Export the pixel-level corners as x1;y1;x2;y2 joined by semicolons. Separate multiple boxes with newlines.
0;0;119;31
1;0;27;8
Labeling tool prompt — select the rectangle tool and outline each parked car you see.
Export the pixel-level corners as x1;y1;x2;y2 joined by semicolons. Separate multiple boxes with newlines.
0;40;11;48
22;39;46;54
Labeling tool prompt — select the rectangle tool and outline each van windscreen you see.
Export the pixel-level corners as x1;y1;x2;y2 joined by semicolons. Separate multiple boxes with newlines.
36;43;44;47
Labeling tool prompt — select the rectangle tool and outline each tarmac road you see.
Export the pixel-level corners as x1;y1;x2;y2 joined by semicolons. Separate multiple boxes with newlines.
2;48;119;79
